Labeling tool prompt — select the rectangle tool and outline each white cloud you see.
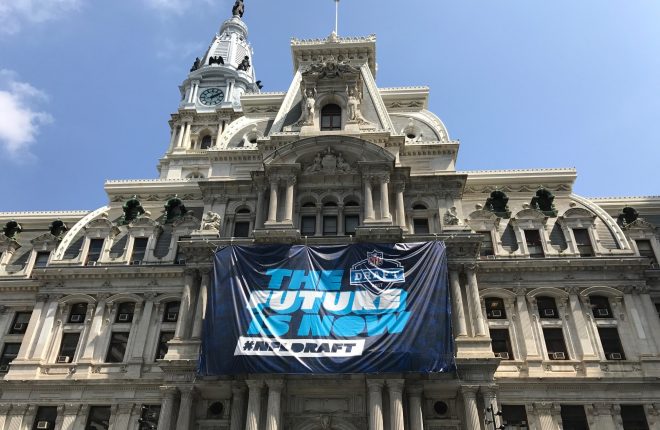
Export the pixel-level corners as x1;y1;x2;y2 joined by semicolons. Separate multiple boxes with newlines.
144;0;218;14
0;70;53;162
0;0;82;35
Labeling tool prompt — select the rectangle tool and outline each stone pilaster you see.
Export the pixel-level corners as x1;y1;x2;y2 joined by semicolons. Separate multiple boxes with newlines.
175;387;197;429
229;383;247;430
407;386;424;430
245;380;264;430
265;379;285;430
367;379;384;430
461;386;482;430
387;379;405;430
157;387;179;430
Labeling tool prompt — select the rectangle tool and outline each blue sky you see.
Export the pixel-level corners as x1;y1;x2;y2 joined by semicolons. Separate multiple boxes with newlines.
1;0;658;211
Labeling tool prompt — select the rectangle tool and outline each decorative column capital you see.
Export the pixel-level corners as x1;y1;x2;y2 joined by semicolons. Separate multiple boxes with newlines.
246;379;264;390
232;382;247;396
460;385;479;397
513;287;527;297
407;385;423;397
160;386;179;398
386;379;405;393
532;402;556;414
367;379;385;392
265;379;285;392
116;403;135;414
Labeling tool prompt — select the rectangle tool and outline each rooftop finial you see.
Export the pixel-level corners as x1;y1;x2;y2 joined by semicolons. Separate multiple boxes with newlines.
232;0;244;18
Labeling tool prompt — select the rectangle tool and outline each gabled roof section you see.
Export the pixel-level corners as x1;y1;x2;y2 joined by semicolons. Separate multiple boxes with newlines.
291;34;377;78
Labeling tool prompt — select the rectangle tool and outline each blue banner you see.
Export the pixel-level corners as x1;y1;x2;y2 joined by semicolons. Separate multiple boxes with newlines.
199;242;454;375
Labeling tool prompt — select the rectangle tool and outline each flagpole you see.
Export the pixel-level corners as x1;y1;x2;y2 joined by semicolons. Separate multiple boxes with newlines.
335;0;339;35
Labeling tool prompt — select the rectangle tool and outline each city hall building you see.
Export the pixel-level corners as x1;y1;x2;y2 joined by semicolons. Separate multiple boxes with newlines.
1;3;659;430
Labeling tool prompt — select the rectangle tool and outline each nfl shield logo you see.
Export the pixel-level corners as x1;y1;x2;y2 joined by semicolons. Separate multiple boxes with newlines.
367;251;383;267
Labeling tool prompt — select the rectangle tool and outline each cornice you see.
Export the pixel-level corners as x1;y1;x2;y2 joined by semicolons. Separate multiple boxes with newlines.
477;257;650;273
32;266;185;281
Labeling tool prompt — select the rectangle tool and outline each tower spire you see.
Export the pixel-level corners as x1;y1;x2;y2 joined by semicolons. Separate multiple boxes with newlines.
232;0;244;18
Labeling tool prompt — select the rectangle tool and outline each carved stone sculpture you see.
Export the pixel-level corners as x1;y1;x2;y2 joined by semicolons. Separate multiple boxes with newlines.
190;57;201;72
346;84;369;125
2;220;22;238
209;56;224;66
294;85;316;127
443;207;460;225
531;187;558;217
164;195;189;223
618;207;639;226
201;211;222;231
120;196;145;225
237;56;251;72
304;147;354;174
232;0;244;18
485;190;511;218
49;220;68;238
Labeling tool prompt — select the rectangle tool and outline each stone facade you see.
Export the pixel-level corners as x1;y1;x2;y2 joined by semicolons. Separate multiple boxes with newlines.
0;6;659;430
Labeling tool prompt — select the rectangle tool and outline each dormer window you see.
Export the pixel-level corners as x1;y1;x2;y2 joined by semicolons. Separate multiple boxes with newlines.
86;238;104;265
321;104;341;131
200;135;213;150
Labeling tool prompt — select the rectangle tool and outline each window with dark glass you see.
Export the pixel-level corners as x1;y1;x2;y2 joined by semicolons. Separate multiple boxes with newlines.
501;405;529;429
636;240;658;266
0;343;20;372
573;229;594;257
233;221;250;238
9;311;31;334
344;215;360;236
86;238;104;265
58;333;80;363
544;328;569;360
139;405;161;430
621;405;650;430
105;332;129;363
34;251;50;268
68;303;87;323
320;104;342;131
413;218;430;234
131;238;149;264
537;296;559;319
560;405;589;430
200;135;213;150
479;231;494;257
163;301;180;323
590;295;613;318
524;230;544;257
301;216;316;236
490;329;514;360
32;406;58;430
156;332;174;360
115;302;135;323
598;327;626;360
656;303;660;318
323;216;338;236
485;297;507;319
86;406;111;430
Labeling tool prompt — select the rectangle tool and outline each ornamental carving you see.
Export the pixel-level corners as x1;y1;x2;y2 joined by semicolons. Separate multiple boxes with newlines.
303;147;355;175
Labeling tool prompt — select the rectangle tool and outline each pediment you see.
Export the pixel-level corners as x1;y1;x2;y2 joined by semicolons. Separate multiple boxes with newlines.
513;208;547;220
31;233;60;247
624;218;656;231
562;207;596;219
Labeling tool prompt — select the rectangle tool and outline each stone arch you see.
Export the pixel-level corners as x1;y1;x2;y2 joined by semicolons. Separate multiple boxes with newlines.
155;293;181;305
262;136;395;166
580;286;623;299
481;288;516;300
513;208;547;221
527;287;569;300
107;293;143;305
58;294;97;305
298;192;321;207
226;200;255;214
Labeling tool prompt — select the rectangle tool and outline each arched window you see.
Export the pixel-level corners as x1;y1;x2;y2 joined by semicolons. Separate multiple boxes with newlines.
69;303;88;323
200;135;213;150
163;301;180;322
590;295;613;318
485;297;506;319
320;104;342;131
116;302;136;323
537;296;559;319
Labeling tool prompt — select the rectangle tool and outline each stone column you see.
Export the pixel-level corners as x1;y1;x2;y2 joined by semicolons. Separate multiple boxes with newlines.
53;405;65;430
255;186;266;229
338;204;345;236
131;294;155;361
513;289;541;359
215;120;224;147
482;386;501;429
0;404;11;430
644;404;660;430
567;289;597;359
265;380;285;430
7;404;30;430
229;384;247;430
191;270;210;340
407;386;424;430
623;290;653;355
466;267;487;337
587;404;617;430
175;387;197;430
59;404;80;430
396;184;406;228
639;289;660;353
75;303;95;361
16;295;47;360
461;386;482;430
183;122;192;149
367;380;384;430
175;270;197;340
315;207;323;237
176;124;185;148
388;379;405;430
379;176;392;221
31;299;60;360
113;404;135;429
245;380;264;430
364;176;375;221
284;177;296;223
157;387;179;430
267;180;279;223
449;270;468;337
533;403;558;430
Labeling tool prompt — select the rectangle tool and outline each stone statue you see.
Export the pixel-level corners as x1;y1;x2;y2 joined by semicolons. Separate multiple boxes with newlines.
295;85;316;127
336;152;351;172
237;56;251;72
121;196;145;225
443;207;459;226
305;152;323;173
190;57;201;72
49;220;68;238
209;56;224;66
2;220;22;238
346;84;367;124
485;190;511;218
164;195;188;223
201;211;222;231
531;187;557;216
618;207;639;226
232;0;244;18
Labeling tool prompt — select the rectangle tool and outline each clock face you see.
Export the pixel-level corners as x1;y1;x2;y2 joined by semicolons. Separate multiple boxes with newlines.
199;88;224;106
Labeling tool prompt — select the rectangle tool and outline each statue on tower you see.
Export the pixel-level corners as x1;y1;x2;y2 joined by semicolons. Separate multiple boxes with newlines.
232;0;245;18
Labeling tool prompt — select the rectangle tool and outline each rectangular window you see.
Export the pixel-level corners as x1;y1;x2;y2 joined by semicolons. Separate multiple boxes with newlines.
620;405;649;430
115;302;135;323
501;405;528;429
130;238;149;264
344;215;359;236
590;296;613;319
105;332;129;363
598;327;626;360
233;221;250;238
490;329;514;360
33;406;58;430
485;297;507;319
34;251;51;268
479;231;494;257
86;406;111;430
139;405;161;430
573;229;594;257
86;238;104;265
323;216;338;236
68;303;88;324
300;216;316;236
155;332;174;360
58;333;81;363
9;311;32;334
524;230;544;258
0;343;20;372
413;218;430;234
636;240;658;266
560;405;589;430
543;328;569;360
537;297;559;319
